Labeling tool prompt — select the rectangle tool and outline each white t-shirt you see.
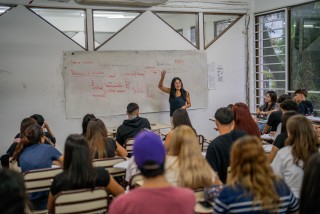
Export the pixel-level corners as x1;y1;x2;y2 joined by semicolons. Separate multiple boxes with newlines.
271;146;304;198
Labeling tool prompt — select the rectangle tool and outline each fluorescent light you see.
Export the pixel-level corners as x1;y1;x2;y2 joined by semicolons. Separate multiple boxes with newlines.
93;13;136;19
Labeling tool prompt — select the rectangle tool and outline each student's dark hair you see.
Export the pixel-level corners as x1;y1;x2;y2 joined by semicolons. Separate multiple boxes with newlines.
280;100;298;112
294;89;308;97
0;168;32;214
264;91;278;111
169;77;187;101
138;161;165;178
172;109;197;135
300;153;320;214
30;114;45;126
280;111;298;133
12;124;44;162
62;134;97;190
127;103;139;114
277;94;291;104
215;107;234;125
82;114;96;136
20;117;37;138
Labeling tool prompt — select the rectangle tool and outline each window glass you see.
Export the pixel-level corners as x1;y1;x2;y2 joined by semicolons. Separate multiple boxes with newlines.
155;12;199;48
30;8;87;49
203;14;241;48
289;1;320;110
255;11;286;108
93;11;140;50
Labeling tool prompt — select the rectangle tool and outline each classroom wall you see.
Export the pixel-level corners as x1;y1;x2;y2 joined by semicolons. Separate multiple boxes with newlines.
0;4;247;153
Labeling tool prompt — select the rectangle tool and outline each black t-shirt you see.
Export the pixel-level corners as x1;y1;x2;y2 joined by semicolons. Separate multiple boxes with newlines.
205;130;247;184
267;110;282;132
50;167;110;196
273;133;288;150
94;138;117;159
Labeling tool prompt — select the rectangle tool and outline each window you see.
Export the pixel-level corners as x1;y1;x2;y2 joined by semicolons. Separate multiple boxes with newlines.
93;10;140;50
29;8;87;49
255;11;286;109
255;1;320;112
289;1;320;110
0;5;11;16
203;14;241;49
154;12;199;48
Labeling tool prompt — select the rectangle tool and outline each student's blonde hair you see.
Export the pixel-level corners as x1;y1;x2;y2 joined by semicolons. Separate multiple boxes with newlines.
229;136;280;212
285;115;320;168
168;125;213;188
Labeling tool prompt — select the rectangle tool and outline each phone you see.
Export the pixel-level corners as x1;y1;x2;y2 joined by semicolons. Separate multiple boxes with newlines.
199;201;213;208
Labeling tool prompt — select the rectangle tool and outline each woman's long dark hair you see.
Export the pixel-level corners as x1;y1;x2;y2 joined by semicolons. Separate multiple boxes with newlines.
82;114;96;136
264;91;277;111
0;169;32;214
172;109;197;135
62;134;97;189
12;124;44;163
169;77;187;101
300;153;320;214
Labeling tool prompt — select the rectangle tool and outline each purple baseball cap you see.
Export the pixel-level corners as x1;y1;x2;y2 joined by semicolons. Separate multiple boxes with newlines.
133;130;165;169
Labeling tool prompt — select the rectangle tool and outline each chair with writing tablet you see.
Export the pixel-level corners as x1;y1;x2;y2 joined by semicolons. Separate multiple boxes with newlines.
129;173;144;190
53;187;108;214
23;167;63;214
124;138;135;156
194;188;214;214
92;157;126;178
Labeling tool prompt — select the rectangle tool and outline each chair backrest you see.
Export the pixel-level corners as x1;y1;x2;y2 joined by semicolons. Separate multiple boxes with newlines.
92;157;126;177
23;167;63;193
124;138;135;155
129;173;144;190
53;187;108;214
197;135;205;151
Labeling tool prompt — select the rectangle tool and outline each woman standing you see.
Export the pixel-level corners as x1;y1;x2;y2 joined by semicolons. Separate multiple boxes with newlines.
158;70;191;120
214;136;299;213
48;134;124;213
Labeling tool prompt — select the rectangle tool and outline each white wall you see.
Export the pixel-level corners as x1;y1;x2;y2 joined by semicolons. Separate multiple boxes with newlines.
0;4;247;154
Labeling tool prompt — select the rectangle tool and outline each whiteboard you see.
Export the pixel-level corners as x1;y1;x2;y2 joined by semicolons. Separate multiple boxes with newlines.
63;50;208;118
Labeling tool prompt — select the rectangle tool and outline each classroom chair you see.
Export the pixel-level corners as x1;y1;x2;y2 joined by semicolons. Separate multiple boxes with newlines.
53;187;108;214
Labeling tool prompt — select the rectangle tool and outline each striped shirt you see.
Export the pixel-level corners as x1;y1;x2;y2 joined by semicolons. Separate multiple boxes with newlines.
214;180;299;213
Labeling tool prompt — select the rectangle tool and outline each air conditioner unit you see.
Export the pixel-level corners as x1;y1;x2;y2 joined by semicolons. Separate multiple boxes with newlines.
75;0;168;7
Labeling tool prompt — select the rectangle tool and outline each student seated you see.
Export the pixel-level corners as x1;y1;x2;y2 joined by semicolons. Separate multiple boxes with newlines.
11;124;63;210
47;134;124;213
0;168;33;214
271;115;320;198
81;113;96;137
30;114;56;146
1;117;36;168
116;103;151;147
256;91;278;117
166;125;221;187
206;107;247;184
214;136;299;213
293;89;314;115
300;153;320;214
86;118;127;159
109;131;196;214
164;109;196;152
232;102;260;138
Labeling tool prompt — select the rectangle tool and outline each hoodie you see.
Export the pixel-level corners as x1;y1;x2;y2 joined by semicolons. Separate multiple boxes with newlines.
298;100;314;115
116;116;151;146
